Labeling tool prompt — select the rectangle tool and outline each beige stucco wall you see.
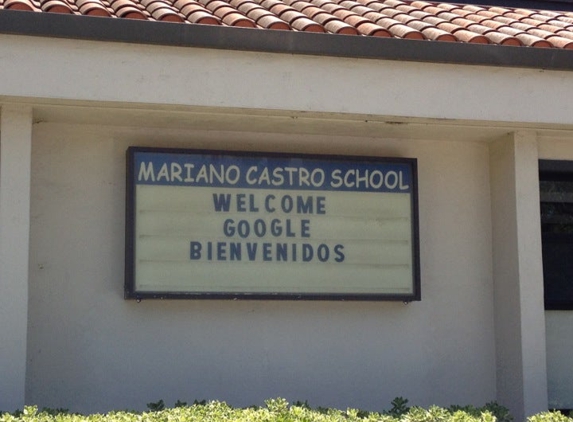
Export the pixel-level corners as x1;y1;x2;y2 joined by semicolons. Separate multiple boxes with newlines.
490;132;547;420
0;106;32;412
25;121;496;413
2;28;572;417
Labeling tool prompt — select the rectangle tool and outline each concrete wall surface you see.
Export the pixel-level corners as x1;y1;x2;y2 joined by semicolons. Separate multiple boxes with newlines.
0;106;33;412
489;133;547;421
25;121;496;413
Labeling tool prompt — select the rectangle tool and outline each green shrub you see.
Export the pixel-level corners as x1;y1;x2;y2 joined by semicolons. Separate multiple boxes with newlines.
0;398;569;422
529;412;573;422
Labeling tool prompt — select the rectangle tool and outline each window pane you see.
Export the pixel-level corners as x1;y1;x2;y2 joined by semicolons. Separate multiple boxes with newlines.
541;180;573;233
540;173;573;309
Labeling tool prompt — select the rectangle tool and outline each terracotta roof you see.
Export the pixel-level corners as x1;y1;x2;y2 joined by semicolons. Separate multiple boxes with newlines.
2;0;573;49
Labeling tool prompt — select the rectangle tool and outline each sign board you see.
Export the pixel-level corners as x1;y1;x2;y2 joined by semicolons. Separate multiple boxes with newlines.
125;147;420;300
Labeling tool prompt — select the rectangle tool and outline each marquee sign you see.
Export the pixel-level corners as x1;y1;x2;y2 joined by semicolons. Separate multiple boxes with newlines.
125;147;420;300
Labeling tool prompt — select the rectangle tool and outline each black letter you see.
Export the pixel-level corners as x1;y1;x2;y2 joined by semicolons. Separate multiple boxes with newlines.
263;243;272;261
317;244;329;262
302;244;313;262
316;196;326;214
301;220;310;238
334;244;345;263
212;194;231;212
217;242;227;260
246;243;258;260
276;243;287;261
190;241;202;260
230;242;242;261
296;196;313;214
237;193;247;212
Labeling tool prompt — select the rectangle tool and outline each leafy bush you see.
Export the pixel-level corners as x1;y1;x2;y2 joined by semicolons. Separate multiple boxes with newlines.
0;399;570;422
529;413;573;422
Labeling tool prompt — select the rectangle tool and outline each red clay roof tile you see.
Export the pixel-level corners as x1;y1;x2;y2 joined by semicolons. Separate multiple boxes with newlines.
257;13;289;27
310;11;336;23
416;25;453;40
186;10;220;23
480;18;507;29
547;34;573;48
121;9;147;17
358;1;391;12
348;4;371;14
337;11;370;25
298;5;327;17
4;0;38;9
557;29;573;40
77;2;110;15
387;21;425;38
324;18;357;32
228;0;249;6
222;12;255;24
291;15;324;29
151;7;184;20
436;3;459;11
243;6;270;18
234;0;257;11
366;13;399;27
308;0;332;6
316;2;343;13
453;28;489;42
355;20;389;35
41;0;74;12
435;10;460;20
3;0;573;48
393;13;420;25
462;4;484;12
489;5;510;13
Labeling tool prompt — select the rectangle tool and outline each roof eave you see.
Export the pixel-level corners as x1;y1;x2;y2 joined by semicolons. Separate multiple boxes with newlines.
1;9;573;71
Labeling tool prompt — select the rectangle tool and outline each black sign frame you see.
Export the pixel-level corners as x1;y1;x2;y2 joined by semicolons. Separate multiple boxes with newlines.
125;147;420;301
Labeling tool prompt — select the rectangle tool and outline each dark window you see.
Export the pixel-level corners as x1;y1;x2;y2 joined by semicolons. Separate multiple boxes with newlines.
540;160;573;310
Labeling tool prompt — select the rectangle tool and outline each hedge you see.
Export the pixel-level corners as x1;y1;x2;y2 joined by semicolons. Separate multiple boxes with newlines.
0;398;571;422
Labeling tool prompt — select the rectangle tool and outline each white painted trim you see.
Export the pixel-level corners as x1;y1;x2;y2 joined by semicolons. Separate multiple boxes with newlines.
1;35;573;127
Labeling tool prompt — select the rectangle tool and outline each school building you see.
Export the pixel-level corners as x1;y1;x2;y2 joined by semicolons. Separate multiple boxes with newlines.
1;1;573;420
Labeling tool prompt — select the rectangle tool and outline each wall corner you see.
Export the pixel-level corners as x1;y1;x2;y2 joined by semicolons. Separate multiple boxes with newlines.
0;104;33;412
